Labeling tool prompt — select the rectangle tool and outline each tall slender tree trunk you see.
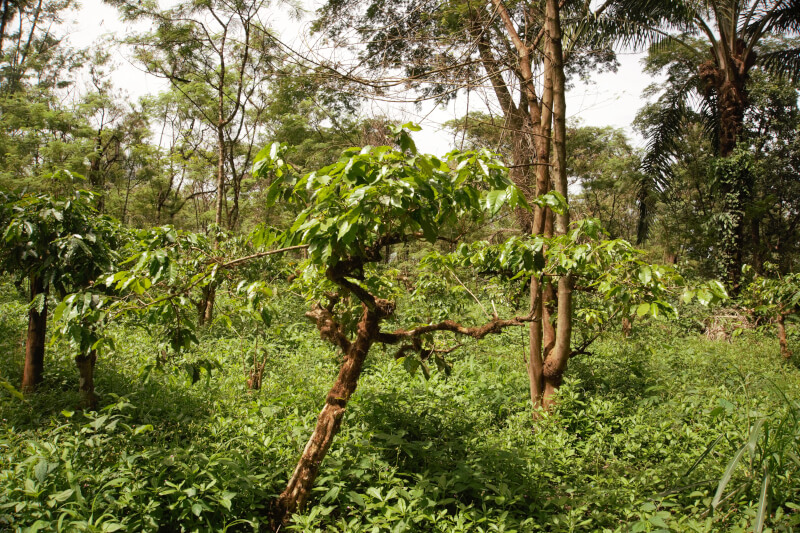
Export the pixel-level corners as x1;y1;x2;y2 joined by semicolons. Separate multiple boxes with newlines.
89;135;106;213
528;277;545;408
216;127;226;228
509;112;537;233
541;0;572;410
276;305;379;521
75;350;98;410
199;125;227;326
0;0;11;58
22;276;47;392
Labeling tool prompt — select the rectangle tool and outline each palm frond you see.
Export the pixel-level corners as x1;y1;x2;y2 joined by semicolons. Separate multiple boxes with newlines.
640;88;692;190
761;0;800;34
758;47;800;82
635;173;657;245
697;92;721;154
594;0;699;50
635;76;698;243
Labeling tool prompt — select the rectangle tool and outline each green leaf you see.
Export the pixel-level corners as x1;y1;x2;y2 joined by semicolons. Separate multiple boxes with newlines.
649;515;669;528
265;180;284;207
401;356;420;376
1;380;24;401
134;424;154;435
484;189;507;215
418;217;437;244
26;520;51;532
48;488;74;503
683;435;724;478
321;485;341;503
638;266;652;284
53;300;67;322
34;460;48;483
636;302;651;317
347;491;366;507
535;190;568;214
696;288;712;306
707;280;728;300
192;503;203;517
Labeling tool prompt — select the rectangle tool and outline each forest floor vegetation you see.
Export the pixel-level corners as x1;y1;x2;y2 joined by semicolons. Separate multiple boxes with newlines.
1;278;798;532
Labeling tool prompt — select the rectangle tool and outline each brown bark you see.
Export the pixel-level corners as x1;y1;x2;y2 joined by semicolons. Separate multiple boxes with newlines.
276;304;380;520
528;277;545;410
699;46;748;159
22;276;47;392
216;125;226;228
544;275;572;409
197;284;215;326
203;285;215;325
0;0;10;57
622;316;632;338
490;0;553;414
533;43;554;237
247;344;268;390
777;313;792;360
541;0;572;411
75;350;98;410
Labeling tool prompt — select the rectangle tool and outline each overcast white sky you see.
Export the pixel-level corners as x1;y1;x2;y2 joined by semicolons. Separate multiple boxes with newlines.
63;0;654;154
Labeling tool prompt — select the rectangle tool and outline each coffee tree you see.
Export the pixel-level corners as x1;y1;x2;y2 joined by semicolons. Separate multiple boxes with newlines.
254;124;728;522
53;220;300;400
421;218;728;410
253;125;541;521
740;265;800;360
0;186;119;398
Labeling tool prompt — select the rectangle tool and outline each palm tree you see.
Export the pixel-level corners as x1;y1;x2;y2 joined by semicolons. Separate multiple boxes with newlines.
604;0;800;283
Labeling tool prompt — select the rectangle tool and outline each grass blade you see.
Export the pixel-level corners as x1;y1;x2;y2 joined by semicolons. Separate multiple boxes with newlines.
746;418;766;459
713;443;748;510
684;435;724;478
754;469;770;533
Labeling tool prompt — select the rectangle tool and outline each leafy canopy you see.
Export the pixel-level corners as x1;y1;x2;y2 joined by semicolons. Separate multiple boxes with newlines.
258;123;528;268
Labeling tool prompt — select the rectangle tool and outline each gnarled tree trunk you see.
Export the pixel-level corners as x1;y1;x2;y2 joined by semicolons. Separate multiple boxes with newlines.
22;275;47;392
276;305;379;521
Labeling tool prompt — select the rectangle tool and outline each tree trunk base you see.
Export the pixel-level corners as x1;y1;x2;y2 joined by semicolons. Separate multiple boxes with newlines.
778;315;792;360
76;350;98;410
22;277;47;393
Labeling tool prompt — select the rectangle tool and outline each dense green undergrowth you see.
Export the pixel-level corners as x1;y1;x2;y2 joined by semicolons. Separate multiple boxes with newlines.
1;280;799;532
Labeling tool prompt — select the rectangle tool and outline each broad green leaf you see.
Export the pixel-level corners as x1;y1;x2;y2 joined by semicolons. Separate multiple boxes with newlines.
48;488;74;503
638;266;652;284
484;189;507;215
347;491;366;507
